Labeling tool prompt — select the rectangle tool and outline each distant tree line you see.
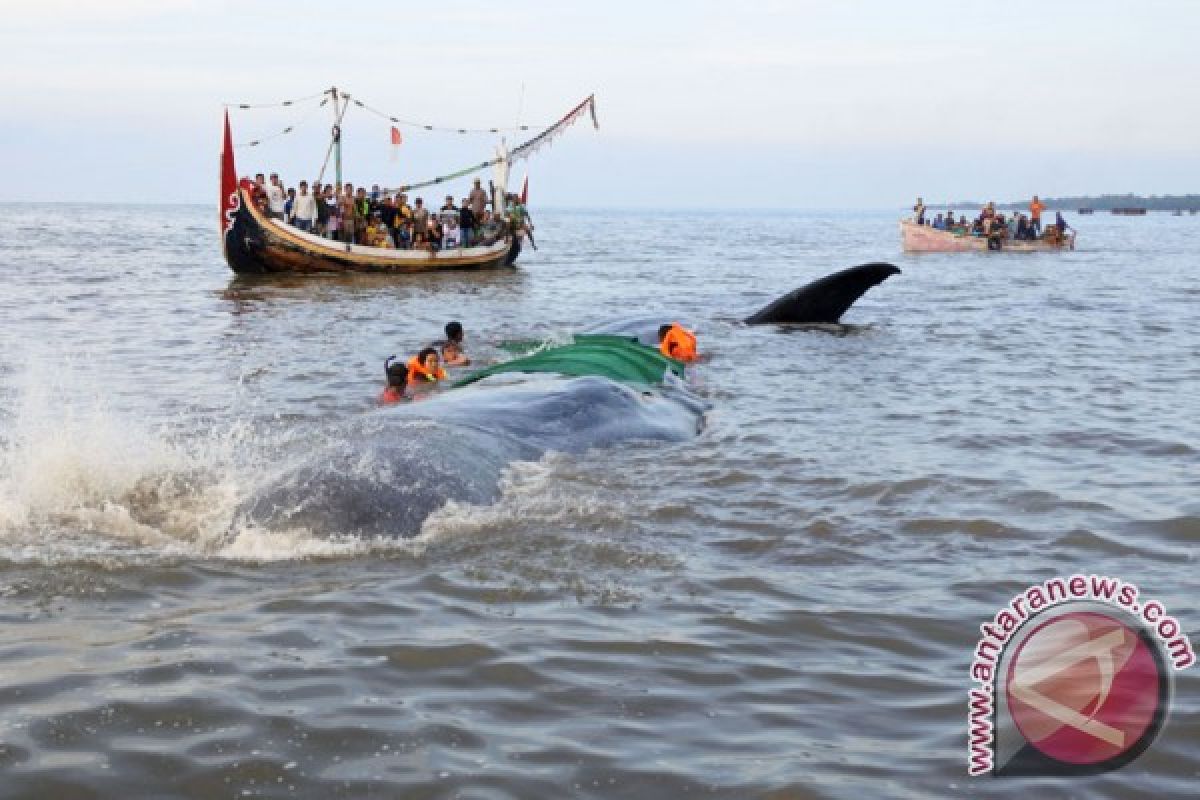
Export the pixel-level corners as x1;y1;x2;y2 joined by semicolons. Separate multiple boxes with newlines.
941;193;1200;211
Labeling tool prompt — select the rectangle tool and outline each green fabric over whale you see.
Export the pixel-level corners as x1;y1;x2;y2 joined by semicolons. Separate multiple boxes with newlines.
454;335;686;388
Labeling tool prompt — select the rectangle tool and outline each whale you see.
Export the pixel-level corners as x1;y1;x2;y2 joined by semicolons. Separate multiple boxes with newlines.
582;262;901;343
742;262;901;325
235;263;899;539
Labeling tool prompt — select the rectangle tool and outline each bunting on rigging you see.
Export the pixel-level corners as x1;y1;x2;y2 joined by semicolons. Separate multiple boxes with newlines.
384;94;598;193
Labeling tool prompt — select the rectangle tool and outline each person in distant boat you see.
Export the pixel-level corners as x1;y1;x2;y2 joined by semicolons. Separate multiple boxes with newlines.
395;219;413;250
658;323;698;362
507;194;537;250
932;212;945;230
468;179;489;218
354;188;370;244
443;216;462;249
407;347;447;385
441;195;458;213
1029;195;1045;235
380;356;408;405
265;173;286;220
1054;211;1072;237
912;197;926;225
338;184;356;244
314;183;330;236
292;181;317;232
1014;214;1030;241
396;193;413;224
413;197;429;239
441;340;470;367
459;198;476;248
428;216;444;251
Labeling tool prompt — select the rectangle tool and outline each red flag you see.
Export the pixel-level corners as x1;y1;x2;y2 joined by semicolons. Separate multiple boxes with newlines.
390;126;402;145
519;174;528;205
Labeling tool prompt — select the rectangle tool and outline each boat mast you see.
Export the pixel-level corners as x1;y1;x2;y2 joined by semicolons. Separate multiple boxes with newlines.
332;86;343;187
316;87;349;188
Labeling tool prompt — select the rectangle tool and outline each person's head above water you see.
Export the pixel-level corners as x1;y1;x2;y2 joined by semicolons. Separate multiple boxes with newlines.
444;321;464;344
417;346;440;369
442;341;461;360
657;324;673;341
384;356;408;389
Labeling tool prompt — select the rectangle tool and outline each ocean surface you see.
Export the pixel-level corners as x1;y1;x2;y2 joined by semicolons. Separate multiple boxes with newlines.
0;206;1197;798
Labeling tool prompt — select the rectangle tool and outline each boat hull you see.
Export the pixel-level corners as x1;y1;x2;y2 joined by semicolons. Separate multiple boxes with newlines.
223;187;521;275
900;220;1075;253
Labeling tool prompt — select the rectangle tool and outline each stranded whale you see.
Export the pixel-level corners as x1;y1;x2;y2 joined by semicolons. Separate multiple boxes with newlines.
236;263;899;539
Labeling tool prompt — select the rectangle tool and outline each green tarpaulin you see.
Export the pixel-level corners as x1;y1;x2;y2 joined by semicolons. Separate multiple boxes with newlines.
455;335;685;388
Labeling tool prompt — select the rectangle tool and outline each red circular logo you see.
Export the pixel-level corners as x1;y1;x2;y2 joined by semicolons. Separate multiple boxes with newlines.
1006;611;1164;766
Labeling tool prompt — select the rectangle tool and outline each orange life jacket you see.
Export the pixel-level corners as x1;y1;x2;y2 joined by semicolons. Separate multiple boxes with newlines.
659;323;697;362
407;357;446;384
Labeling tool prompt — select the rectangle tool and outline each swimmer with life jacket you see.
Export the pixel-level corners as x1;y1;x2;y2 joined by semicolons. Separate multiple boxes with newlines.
407;346;447;385
380;355;409;405
658;323;698;362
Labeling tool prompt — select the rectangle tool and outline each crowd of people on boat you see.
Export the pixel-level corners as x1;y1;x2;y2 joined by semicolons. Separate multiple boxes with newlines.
246;172;535;253
912;195;1072;245
379;321;698;405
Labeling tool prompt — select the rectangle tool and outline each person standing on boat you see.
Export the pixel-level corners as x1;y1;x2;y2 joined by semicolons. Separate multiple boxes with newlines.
354;188;371;244
292;181;317;232
459;198;476;248
912;197;926;225
338;184;356;245
266;173;286;220
468;179;489;217
508;195;537;250
413;197;429;239
1029;195;1045;236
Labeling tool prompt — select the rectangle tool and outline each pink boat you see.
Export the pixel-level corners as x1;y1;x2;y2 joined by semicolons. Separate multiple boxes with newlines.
900;220;1075;253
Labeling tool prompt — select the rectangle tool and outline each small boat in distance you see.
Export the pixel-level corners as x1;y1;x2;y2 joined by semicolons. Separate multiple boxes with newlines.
900;220;1075;253
1111;207;1147;215
219;89;598;275
1078;208;1095;215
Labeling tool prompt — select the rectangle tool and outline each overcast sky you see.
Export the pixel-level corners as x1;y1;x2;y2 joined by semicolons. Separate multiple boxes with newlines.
1;0;1197;208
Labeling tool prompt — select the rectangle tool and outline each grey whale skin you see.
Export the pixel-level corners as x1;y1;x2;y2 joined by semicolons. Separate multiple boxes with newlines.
237;375;707;539
236;263;899;539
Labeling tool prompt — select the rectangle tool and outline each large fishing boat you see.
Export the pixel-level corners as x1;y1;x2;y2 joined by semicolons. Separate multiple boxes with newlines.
900;220;1076;253
219;89;597;274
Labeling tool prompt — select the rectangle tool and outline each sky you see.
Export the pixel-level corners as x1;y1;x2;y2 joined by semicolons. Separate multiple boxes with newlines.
1;0;1198;208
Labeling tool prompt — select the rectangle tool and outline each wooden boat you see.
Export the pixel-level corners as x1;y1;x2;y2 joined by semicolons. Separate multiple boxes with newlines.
1078;208;1095;214
219;89;597;275
1111;208;1147;215
900;220;1075;253
220;178;519;274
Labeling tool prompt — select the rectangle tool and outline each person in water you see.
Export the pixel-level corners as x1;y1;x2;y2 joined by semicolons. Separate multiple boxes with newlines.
658;323;698;362
380;356;408;405
407;347;447;385
441;340;470;367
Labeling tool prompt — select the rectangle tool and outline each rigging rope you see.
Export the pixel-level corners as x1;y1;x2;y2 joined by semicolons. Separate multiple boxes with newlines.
382;95;598;194
223;91;330;109
346;93;540;134
234;96;330;148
